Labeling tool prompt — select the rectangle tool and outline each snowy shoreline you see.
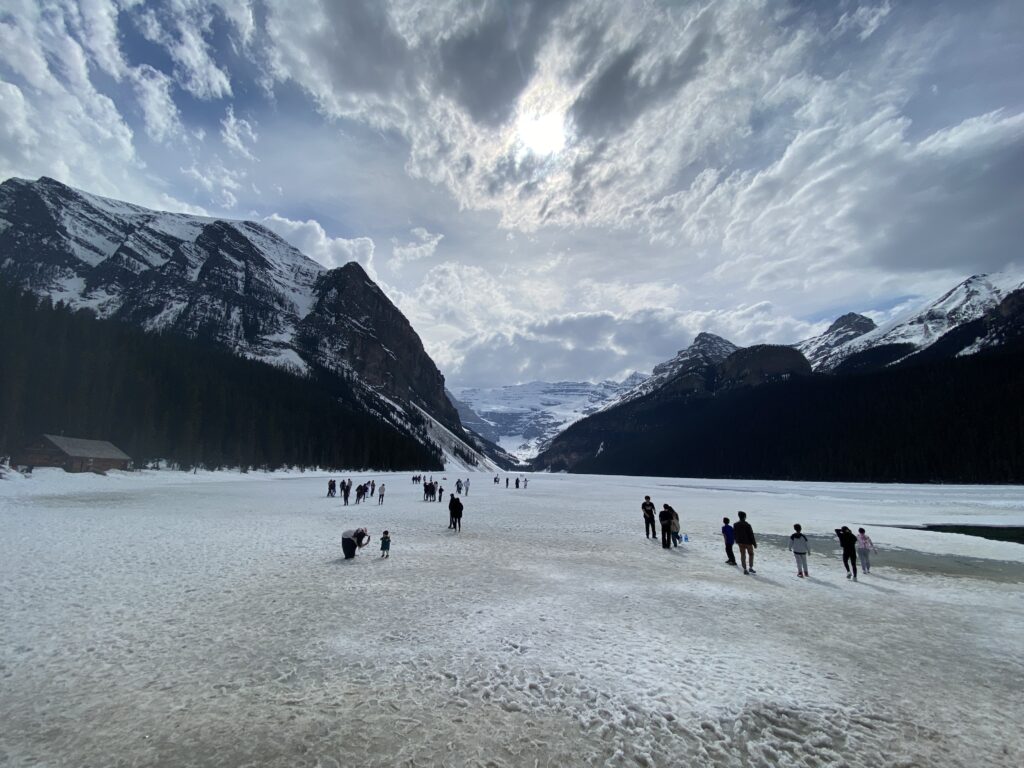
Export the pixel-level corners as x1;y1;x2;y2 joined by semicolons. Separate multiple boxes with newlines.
2;470;1023;766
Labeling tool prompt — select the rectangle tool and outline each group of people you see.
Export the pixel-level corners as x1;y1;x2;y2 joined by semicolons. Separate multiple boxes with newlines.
492;475;528;489
641;496;682;549
328;478;385;505
646;500;879;580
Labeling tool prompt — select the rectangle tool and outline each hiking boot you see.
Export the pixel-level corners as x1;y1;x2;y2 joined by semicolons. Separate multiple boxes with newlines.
743;569;749;575
748;568;756;574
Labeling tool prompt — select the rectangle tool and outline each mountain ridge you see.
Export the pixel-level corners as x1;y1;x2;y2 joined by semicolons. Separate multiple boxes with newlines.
0;176;466;460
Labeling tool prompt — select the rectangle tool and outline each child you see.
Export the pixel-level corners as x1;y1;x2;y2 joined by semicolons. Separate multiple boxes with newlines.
380;530;391;559
789;524;811;578
857;528;876;573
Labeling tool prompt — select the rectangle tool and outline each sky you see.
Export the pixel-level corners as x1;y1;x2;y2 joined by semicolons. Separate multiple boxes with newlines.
1;0;1022;388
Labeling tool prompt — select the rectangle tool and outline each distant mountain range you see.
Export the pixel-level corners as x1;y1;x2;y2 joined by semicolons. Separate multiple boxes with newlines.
533;269;1024;480
0;176;500;469
449;373;647;461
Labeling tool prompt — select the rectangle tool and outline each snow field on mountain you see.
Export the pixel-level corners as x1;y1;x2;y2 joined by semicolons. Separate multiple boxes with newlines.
1;471;1022;767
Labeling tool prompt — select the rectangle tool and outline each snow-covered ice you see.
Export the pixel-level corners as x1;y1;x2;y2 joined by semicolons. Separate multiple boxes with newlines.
1;470;1022;767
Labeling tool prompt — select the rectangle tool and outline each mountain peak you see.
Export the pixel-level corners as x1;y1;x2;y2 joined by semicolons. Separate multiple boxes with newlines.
826;313;876;336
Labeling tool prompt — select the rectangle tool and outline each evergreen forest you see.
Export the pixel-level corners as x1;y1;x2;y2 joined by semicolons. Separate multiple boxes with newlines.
538;349;1024;483
0;282;442;471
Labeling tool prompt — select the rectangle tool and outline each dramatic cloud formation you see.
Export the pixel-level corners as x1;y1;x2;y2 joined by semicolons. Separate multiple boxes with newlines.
1;0;1021;386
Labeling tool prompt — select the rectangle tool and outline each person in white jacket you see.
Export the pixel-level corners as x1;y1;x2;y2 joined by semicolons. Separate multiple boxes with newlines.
789;524;811;578
857;528;877;573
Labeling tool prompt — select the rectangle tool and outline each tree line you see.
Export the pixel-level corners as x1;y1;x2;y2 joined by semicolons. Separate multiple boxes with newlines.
0;281;442;471
538;348;1024;483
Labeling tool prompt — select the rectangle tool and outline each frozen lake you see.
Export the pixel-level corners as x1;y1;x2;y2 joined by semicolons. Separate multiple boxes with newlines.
2;470;1023;767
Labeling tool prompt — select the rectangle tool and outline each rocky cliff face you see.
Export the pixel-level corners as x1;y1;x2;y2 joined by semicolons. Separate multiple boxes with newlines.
717;345;812;388
0;176;463;445
297;262;461;430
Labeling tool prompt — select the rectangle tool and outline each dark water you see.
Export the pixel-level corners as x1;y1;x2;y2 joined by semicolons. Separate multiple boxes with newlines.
904;524;1024;545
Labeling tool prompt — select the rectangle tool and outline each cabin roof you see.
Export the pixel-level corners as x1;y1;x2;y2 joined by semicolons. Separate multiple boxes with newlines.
42;434;131;461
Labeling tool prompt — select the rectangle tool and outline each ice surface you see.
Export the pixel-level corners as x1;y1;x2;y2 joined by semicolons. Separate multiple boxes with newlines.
1;470;1022;767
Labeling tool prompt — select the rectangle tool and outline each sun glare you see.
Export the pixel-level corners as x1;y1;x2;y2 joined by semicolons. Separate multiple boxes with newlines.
516;111;567;157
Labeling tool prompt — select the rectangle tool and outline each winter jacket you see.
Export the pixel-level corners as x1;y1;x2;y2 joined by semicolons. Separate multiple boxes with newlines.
721;524;735;545
380;535;391;552
668;507;680;533
857;533;875;550
641;501;656;519
835;529;857;550
789;533;810;554
658;508;673;525
449;497;464;519
733;520;756;546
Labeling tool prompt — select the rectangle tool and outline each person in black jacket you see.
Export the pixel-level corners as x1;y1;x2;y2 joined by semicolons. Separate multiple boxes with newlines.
835;526;858;580
733;511;757;574
658;504;673;549
449;495;464;531
641;496;657;539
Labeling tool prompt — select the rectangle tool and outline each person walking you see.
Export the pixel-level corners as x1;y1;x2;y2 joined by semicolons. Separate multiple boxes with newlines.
789;524;811;578
641;496;657;539
658;504;673;549
856;528;877;573
378;483;385;505
465;478;470;495
835;526;859;580
734;511;757;574
380;530;391;558
449;495;464;531
721;517;737;565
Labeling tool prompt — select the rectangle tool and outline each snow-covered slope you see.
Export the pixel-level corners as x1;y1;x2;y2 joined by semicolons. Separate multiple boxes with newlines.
600;332;739;411
0;176;464;448
451;373;647;461
805;271;1024;371
795;313;876;370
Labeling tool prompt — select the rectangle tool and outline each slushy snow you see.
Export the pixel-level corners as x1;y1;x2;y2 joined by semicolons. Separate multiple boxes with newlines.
1;470;1022;767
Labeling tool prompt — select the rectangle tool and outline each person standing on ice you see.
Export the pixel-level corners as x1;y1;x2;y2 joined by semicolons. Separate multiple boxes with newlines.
380;530;391;558
789;524;811;578
465;478;470;495
721;517;737;565
658;504;673;549
449;495;464;531
438;484;445;503
733;511;757;574
669;505;681;547
835;526;859;580
641;496;657;539
505;477;509;488
456;479;463;494
378;483;385;505
341;528;370;560
856;528;877;573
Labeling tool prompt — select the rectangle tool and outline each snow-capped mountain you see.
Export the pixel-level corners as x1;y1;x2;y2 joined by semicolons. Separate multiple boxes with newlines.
450;373;648;461
599;332;740;411
795;313;876;370
799;272;1024;371
0;176;464;452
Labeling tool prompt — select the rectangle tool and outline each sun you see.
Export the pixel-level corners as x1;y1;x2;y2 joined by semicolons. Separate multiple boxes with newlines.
515;111;567;157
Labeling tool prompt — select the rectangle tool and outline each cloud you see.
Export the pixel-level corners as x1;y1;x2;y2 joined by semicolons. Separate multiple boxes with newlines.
132;65;183;143
261;213;375;271
449;303;825;387
181;162;243;208
136;3;233;99
390;226;444;268
220;106;258;159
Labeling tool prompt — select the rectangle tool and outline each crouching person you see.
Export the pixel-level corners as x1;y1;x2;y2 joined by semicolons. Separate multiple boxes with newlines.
342;527;370;559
